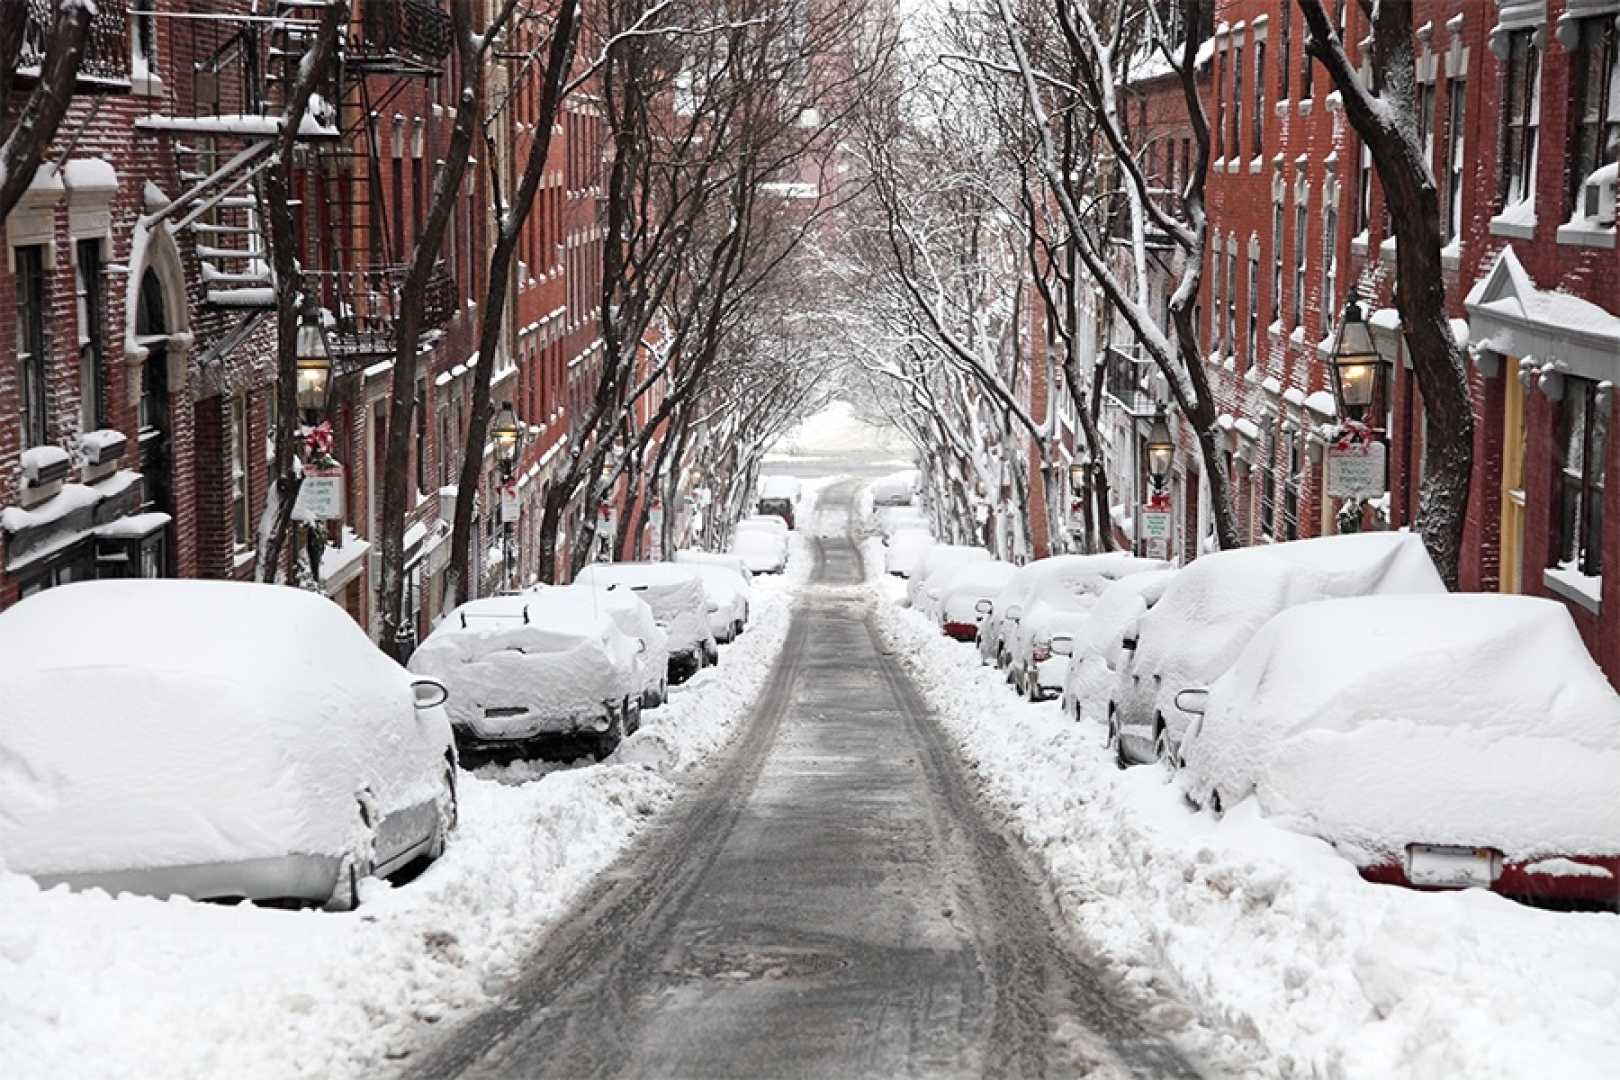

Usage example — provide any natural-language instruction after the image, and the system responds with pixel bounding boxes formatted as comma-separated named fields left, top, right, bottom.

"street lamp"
left=492, top=400, right=523, bottom=478
left=1068, top=458, right=1088, bottom=496
left=295, top=311, right=332, bottom=416
left=1328, top=288, right=1388, bottom=424
left=491, top=401, right=523, bottom=589
left=1145, top=407, right=1174, bottom=490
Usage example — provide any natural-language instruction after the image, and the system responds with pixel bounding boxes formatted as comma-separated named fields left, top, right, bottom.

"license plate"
left=1406, top=844, right=1496, bottom=888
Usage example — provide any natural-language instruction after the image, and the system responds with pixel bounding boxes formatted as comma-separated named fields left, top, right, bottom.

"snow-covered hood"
left=0, top=581, right=449, bottom=875
left=1181, top=594, right=1620, bottom=864
left=573, top=563, right=715, bottom=654
left=674, top=549, right=754, bottom=584
left=729, top=530, right=786, bottom=573
left=410, top=595, right=640, bottom=735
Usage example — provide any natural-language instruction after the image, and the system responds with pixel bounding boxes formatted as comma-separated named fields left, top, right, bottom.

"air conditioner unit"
left=1583, top=164, right=1617, bottom=228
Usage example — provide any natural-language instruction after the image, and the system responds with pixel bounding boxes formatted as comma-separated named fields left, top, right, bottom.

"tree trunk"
left=445, top=1, right=579, bottom=608
left=0, top=1, right=91, bottom=221
left=1297, top=0, right=1474, bottom=586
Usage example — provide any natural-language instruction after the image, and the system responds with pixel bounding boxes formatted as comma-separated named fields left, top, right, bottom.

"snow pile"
left=408, top=593, right=640, bottom=735
left=0, top=543, right=808, bottom=1080
left=866, top=552, right=1620, bottom=1079
left=1183, top=593, right=1620, bottom=864
left=0, top=581, right=448, bottom=875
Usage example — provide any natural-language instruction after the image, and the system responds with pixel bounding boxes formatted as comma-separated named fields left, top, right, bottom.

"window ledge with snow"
left=1544, top=565, right=1602, bottom=615
left=1297, top=99, right=1313, bottom=116
left=1489, top=201, right=1537, bottom=240
left=1378, top=236, right=1398, bottom=263
left=1441, top=239, right=1462, bottom=270
left=1555, top=220, right=1616, bottom=250
left=1249, top=157, right=1264, bottom=174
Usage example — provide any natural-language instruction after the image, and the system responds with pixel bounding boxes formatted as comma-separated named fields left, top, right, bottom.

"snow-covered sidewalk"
left=863, top=537, right=1620, bottom=1079
left=0, top=541, right=811, bottom=1080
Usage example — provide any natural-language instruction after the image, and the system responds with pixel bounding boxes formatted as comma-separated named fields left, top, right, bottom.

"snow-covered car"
left=883, top=525, right=935, bottom=577
left=1178, top=593, right=1620, bottom=907
left=935, top=559, right=1017, bottom=641
left=1110, top=532, right=1444, bottom=768
left=540, top=583, right=671, bottom=709
left=411, top=592, right=644, bottom=765
left=739, top=513, right=790, bottom=539
left=877, top=506, right=929, bottom=539
left=729, top=523, right=789, bottom=574
left=907, top=544, right=992, bottom=615
left=1004, top=554, right=1170, bottom=702
left=760, top=474, right=803, bottom=502
left=573, top=562, right=719, bottom=682
left=871, top=469, right=918, bottom=507
left=684, top=561, right=751, bottom=642
left=1060, top=569, right=1176, bottom=727
left=674, top=548, right=755, bottom=587
left=0, top=581, right=456, bottom=911
left=756, top=497, right=796, bottom=530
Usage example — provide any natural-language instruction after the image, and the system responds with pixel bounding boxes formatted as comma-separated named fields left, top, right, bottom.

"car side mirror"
left=974, top=598, right=992, bottom=615
left=1005, top=605, right=1022, bottom=623
left=1121, top=634, right=1138, bottom=651
left=1174, top=688, right=1209, bottom=716
left=636, top=637, right=648, bottom=654
left=1050, top=634, right=1074, bottom=657
left=882, top=536, right=891, bottom=547
left=412, top=678, right=449, bottom=710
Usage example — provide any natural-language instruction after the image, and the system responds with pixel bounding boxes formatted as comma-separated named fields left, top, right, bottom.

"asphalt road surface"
left=406, top=481, right=1202, bottom=1079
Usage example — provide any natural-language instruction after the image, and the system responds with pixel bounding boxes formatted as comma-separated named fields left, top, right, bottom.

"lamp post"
left=1327, top=288, right=1390, bottom=427
left=491, top=400, right=524, bottom=589
left=1145, top=407, right=1174, bottom=490
left=1325, top=289, right=1393, bottom=533
left=294, top=311, right=332, bottom=421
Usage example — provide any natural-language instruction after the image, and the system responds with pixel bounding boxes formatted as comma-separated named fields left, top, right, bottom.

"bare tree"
left=1295, top=0, right=1473, bottom=587
left=258, top=1, right=349, bottom=583
left=0, top=0, right=93, bottom=220
left=444, top=0, right=582, bottom=608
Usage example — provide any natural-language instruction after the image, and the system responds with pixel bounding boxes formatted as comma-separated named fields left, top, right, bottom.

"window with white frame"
left=1354, top=140, right=1373, bottom=236
left=15, top=244, right=49, bottom=450
left=75, top=238, right=106, bottom=433
left=1252, top=38, right=1266, bottom=155
left=1497, top=28, right=1542, bottom=210
left=232, top=395, right=250, bottom=548
left=1444, top=74, right=1468, bottom=242
left=1210, top=235, right=1223, bottom=353
left=1246, top=244, right=1259, bottom=369
left=1232, top=42, right=1244, bottom=160
left=1293, top=185, right=1309, bottom=327
left=1555, top=377, right=1610, bottom=578
left=1271, top=198, right=1284, bottom=325
left=1259, top=421, right=1278, bottom=538
left=1279, top=3, right=1292, bottom=100
left=1321, top=203, right=1339, bottom=332
left=1283, top=428, right=1303, bottom=540
left=1566, top=15, right=1619, bottom=220
left=1226, top=245, right=1237, bottom=358
left=1215, top=47, right=1227, bottom=159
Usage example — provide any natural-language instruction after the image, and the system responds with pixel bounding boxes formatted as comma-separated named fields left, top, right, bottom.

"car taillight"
left=1032, top=642, right=1051, bottom=662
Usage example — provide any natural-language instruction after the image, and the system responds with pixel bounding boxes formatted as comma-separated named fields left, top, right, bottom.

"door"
left=136, top=270, right=173, bottom=573
left=1500, top=357, right=1527, bottom=593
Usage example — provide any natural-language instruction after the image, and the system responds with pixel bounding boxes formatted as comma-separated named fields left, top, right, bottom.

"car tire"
left=426, top=759, right=458, bottom=862
left=1106, top=715, right=1128, bottom=771
left=593, top=711, right=626, bottom=762
left=325, top=793, right=378, bottom=912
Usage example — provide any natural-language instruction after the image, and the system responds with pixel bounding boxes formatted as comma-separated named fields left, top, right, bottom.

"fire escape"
left=134, top=0, right=458, bottom=364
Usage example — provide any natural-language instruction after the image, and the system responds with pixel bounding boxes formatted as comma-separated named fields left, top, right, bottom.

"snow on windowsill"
left=1489, top=198, right=1537, bottom=240
left=1544, top=564, right=1602, bottom=615
left=1441, top=238, right=1462, bottom=270
left=1351, top=231, right=1370, bottom=257
left=1555, top=218, right=1616, bottom=250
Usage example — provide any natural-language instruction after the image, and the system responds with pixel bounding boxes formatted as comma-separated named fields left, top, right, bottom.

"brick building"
left=1139, top=0, right=1619, bottom=679
left=1, top=1, right=619, bottom=647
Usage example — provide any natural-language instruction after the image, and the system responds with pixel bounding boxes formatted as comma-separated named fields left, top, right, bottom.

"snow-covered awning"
left=1465, top=247, right=1620, bottom=385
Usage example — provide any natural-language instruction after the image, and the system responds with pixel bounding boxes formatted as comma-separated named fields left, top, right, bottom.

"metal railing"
left=19, top=0, right=131, bottom=89
left=356, top=0, right=454, bottom=67
left=322, top=261, right=458, bottom=358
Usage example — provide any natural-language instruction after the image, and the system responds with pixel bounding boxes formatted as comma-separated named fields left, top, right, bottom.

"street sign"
left=293, top=464, right=344, bottom=522
left=1327, top=440, right=1387, bottom=500
left=1141, top=506, right=1172, bottom=560
left=500, top=481, right=520, bottom=523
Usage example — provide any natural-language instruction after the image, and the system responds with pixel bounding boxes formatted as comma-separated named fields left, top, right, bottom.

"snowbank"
left=866, top=553, right=1620, bottom=1078
left=0, top=541, right=808, bottom=1080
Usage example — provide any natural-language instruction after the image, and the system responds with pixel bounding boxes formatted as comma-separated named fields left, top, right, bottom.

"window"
left=1321, top=204, right=1339, bottom=332
left=1443, top=77, right=1467, bottom=242
left=415, top=378, right=428, bottom=495
left=1246, top=250, right=1259, bottom=369
left=1252, top=41, right=1266, bottom=155
left=1418, top=79, right=1437, bottom=174
left=1497, top=29, right=1541, bottom=209
left=1302, top=21, right=1314, bottom=98
left=75, top=239, right=106, bottom=433
left=1271, top=201, right=1283, bottom=324
left=231, top=396, right=250, bottom=548
left=1567, top=16, right=1619, bottom=219
left=1232, top=44, right=1244, bottom=160
left=1283, top=431, right=1302, bottom=540
left=1210, top=243, right=1223, bottom=353
left=438, top=404, right=452, bottom=488
left=1354, top=140, right=1373, bottom=235
left=1293, top=194, right=1308, bottom=327
left=1215, top=50, right=1226, bottom=159
left=1555, top=378, right=1609, bottom=578
left=1278, top=4, right=1292, bottom=99
left=391, top=155, right=405, bottom=258
left=1226, top=248, right=1237, bottom=358
left=15, top=244, right=48, bottom=449
left=1259, top=423, right=1278, bottom=538
left=132, top=3, right=158, bottom=72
